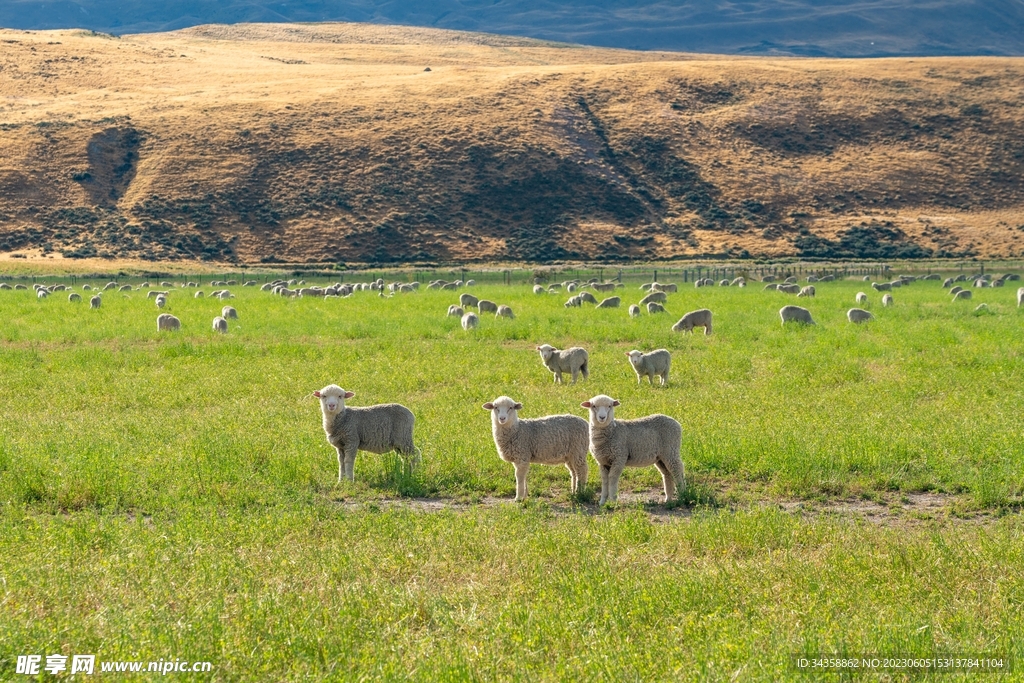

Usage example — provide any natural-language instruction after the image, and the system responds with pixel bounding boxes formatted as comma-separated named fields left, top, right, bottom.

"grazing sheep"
left=537, top=344, right=589, bottom=384
left=447, top=305, right=464, bottom=317
left=847, top=308, right=874, bottom=323
left=68, top=293, right=81, bottom=302
left=222, top=306, right=238, bottom=320
left=974, top=303, right=990, bottom=314
left=871, top=282, right=892, bottom=291
left=593, top=283, right=616, bottom=293
left=36, top=289, right=48, bottom=299
left=762, top=275, right=777, bottom=283
left=14, top=284, right=27, bottom=290
left=547, top=283, right=562, bottom=292
left=694, top=279, right=705, bottom=288
left=763, top=283, right=779, bottom=291
left=974, top=279, right=988, bottom=288
left=862, top=276, right=871, bottom=281
left=496, top=305, right=515, bottom=319
left=1005, top=274, right=1020, bottom=281
left=949, top=286, right=964, bottom=296
left=718, top=279, right=730, bottom=287
left=195, top=291, right=205, bottom=298
left=156, top=313, right=180, bottom=331
left=797, top=286, right=815, bottom=297
left=777, top=284, right=801, bottom=294
left=482, top=396, right=589, bottom=501
left=628, top=304, right=641, bottom=318
left=466, top=279, right=476, bottom=286
left=730, top=277, right=745, bottom=286
left=213, top=316, right=228, bottom=333
left=118, top=285, right=132, bottom=292
left=0, top=283, right=9, bottom=290
left=784, top=276, right=798, bottom=284
left=671, top=308, right=713, bottom=335
left=1018, top=287, right=1024, bottom=307
left=942, top=278, right=954, bottom=288
left=780, top=305, right=814, bottom=325
left=533, top=285, right=545, bottom=295
left=313, top=384, right=418, bottom=483
left=954, top=274, right=968, bottom=282
left=461, top=312, right=479, bottom=330
left=566, top=283, right=577, bottom=293
left=460, top=293, right=480, bottom=308
left=807, top=275, right=819, bottom=283
left=103, top=282, right=117, bottom=291
left=626, top=349, right=671, bottom=386
left=647, top=302, right=667, bottom=314
left=923, top=274, right=941, bottom=281
left=639, top=291, right=667, bottom=306
left=882, top=294, right=893, bottom=307
left=155, top=296, right=167, bottom=308
left=993, top=279, right=1005, bottom=288
left=89, top=295, right=101, bottom=309
left=578, top=291, right=598, bottom=305
left=581, top=395, right=684, bottom=505
left=856, top=292, right=868, bottom=304
left=595, top=296, right=620, bottom=309
left=652, top=283, right=678, bottom=293
left=478, top=300, right=498, bottom=313
left=953, top=290, right=973, bottom=300
left=564, top=296, right=582, bottom=308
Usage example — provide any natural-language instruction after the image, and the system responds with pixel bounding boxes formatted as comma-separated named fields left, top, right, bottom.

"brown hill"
left=0, top=23, right=1022, bottom=265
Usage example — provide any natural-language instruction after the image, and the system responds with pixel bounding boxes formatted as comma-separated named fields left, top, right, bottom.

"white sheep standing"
left=460, top=293, right=480, bottom=308
left=780, top=305, right=814, bottom=325
left=671, top=309, right=712, bottom=335
left=581, top=395, right=684, bottom=505
left=461, top=312, right=479, bottom=330
left=626, top=349, right=671, bottom=386
left=495, top=305, right=515, bottom=319
left=156, top=313, right=181, bottom=331
left=537, top=344, right=589, bottom=384
left=882, top=294, right=893, bottom=307
left=222, top=306, right=238, bottom=320
left=847, top=308, right=874, bottom=323
left=213, top=316, right=228, bottom=333
left=314, top=384, right=419, bottom=482
left=482, top=396, right=589, bottom=501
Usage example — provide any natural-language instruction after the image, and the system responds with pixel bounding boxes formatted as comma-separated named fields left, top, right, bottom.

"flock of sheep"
left=5, top=267, right=1021, bottom=505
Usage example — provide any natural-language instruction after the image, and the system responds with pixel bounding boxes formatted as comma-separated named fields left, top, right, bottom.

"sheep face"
left=314, top=384, right=355, bottom=416
left=626, top=350, right=644, bottom=369
left=536, top=344, right=556, bottom=362
left=482, top=396, right=523, bottom=427
left=581, top=395, right=620, bottom=427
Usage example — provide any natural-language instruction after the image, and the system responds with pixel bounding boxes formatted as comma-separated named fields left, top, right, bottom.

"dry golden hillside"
left=0, top=22, right=1022, bottom=265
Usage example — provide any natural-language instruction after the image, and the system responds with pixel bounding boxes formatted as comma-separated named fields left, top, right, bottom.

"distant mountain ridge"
left=2, top=0, right=1024, bottom=56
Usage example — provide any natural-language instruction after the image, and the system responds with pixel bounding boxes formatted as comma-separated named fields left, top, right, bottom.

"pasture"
left=1, top=271, right=1022, bottom=680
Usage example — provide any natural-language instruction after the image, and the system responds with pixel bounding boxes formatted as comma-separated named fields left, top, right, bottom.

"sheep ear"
left=612, top=400, right=620, bottom=407
left=482, top=403, right=494, bottom=410
left=581, top=401, right=592, bottom=408
left=313, top=391, right=321, bottom=398
left=344, top=391, right=355, bottom=399
left=514, top=403, right=523, bottom=410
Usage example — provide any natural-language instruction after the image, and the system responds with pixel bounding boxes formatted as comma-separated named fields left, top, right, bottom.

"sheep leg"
left=335, top=446, right=345, bottom=483
left=606, top=461, right=626, bottom=504
left=599, top=465, right=611, bottom=505
left=655, top=460, right=675, bottom=502
left=554, top=372, right=562, bottom=384
left=570, top=368, right=578, bottom=384
left=343, top=446, right=358, bottom=481
left=565, top=463, right=577, bottom=494
left=704, top=323, right=712, bottom=336
left=513, top=461, right=530, bottom=501
left=660, top=372, right=668, bottom=387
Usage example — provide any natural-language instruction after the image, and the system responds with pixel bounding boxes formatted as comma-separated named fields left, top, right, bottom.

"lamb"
left=856, top=292, right=868, bottom=304
left=460, top=293, right=480, bottom=308
left=581, top=395, right=684, bottom=505
left=628, top=304, right=641, bottom=318
left=639, top=291, right=667, bottom=306
left=156, top=313, right=180, bottom=331
left=847, top=308, right=874, bottom=323
left=447, top=305, right=464, bottom=317
left=671, top=309, right=712, bottom=335
left=461, top=312, right=479, bottom=330
left=882, top=294, right=893, bottom=307
left=953, top=290, right=972, bottom=300
left=496, top=305, right=515, bottom=319
left=482, top=396, right=589, bottom=501
left=478, top=300, right=498, bottom=313
left=595, top=296, right=620, bottom=308
left=213, top=316, right=228, bottom=333
left=1018, top=287, right=1024, bottom=307
left=68, top=293, right=81, bottom=302
left=647, top=302, right=667, bottom=314
left=222, top=306, right=238, bottom=320
left=537, top=344, right=589, bottom=384
left=578, top=291, right=598, bottom=305
left=90, top=295, right=101, bottom=309
left=872, top=282, right=892, bottom=291
left=626, top=349, right=671, bottom=386
left=313, top=384, right=418, bottom=482
left=533, top=285, right=545, bottom=295
left=797, top=285, right=815, bottom=297
left=780, top=305, right=814, bottom=325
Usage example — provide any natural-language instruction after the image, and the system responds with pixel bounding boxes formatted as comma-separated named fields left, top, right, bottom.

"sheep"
left=461, top=312, right=479, bottom=330
left=537, top=344, right=589, bottom=384
left=647, top=302, right=667, bottom=314
left=718, top=279, right=730, bottom=287
left=482, top=396, right=589, bottom=501
left=89, top=295, right=101, bottom=309
left=954, top=274, right=968, bottom=282
left=862, top=275, right=871, bottom=281
left=68, top=293, right=81, bottom=302
left=639, top=283, right=654, bottom=291
left=694, top=279, right=705, bottom=288
left=578, top=291, right=598, bottom=305
left=856, top=292, right=868, bottom=304
left=943, top=278, right=954, bottom=288
left=871, top=282, right=892, bottom=291
left=595, top=296, right=620, bottom=309
left=626, top=349, right=671, bottom=386
left=780, top=305, right=814, bottom=325
left=460, top=293, right=479, bottom=308
left=730, top=277, right=745, bottom=286
left=14, top=284, right=27, bottom=290
left=213, top=316, right=228, bottom=333
left=313, top=384, right=418, bottom=483
left=581, top=395, right=684, bottom=505
left=1005, top=274, right=1021, bottom=281
left=118, top=285, right=132, bottom=292
left=466, top=279, right=476, bottom=286
left=564, top=296, right=582, bottom=308
left=146, top=290, right=168, bottom=299
left=639, top=291, right=667, bottom=306
left=652, top=283, right=678, bottom=293
left=222, top=306, right=238, bottom=320
left=784, top=276, right=798, bottom=284
left=155, top=296, right=167, bottom=308
left=777, top=284, right=801, bottom=294
left=763, top=283, right=779, bottom=291
left=195, top=291, right=205, bottom=298
left=103, top=282, right=118, bottom=291
left=762, top=275, right=778, bottom=283
left=671, top=309, right=712, bottom=335
left=478, top=300, right=498, bottom=313
left=807, top=275, right=819, bottom=283
left=1018, top=287, right=1024, bottom=307
left=156, top=313, right=180, bottom=331
left=993, top=279, right=1005, bottom=288
left=974, top=279, right=988, bottom=288
left=949, top=286, right=964, bottom=296
left=447, top=305, right=464, bottom=317
left=974, top=303, right=990, bottom=314
left=593, top=283, right=616, bottom=293
left=566, top=283, right=577, bottom=293
left=882, top=294, right=893, bottom=307
left=923, top=274, right=941, bottom=281
left=797, top=286, right=815, bottom=297
left=0, top=283, right=9, bottom=290
left=36, top=289, right=48, bottom=299
left=533, top=285, right=545, bottom=295
left=547, top=283, right=562, bottom=292
left=628, top=304, right=641, bottom=318
left=496, top=305, right=515, bottom=319
left=953, top=290, right=972, bottom=300
left=847, top=308, right=874, bottom=323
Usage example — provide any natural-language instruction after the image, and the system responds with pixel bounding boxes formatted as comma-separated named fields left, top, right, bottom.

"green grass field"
left=1, top=272, right=1022, bottom=680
